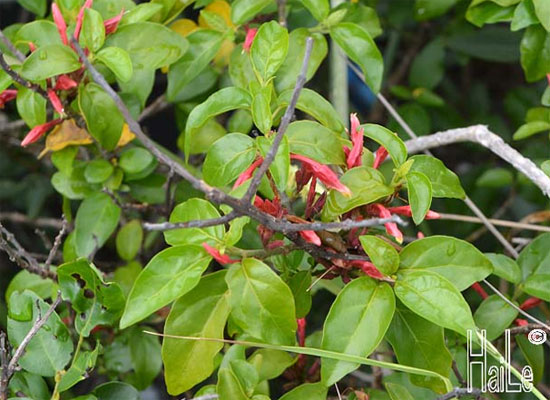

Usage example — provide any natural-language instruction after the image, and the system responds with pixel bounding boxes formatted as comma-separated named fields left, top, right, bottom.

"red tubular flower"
left=368, top=203, right=403, bottom=243
left=104, top=10, right=124, bottom=35
left=372, top=146, right=388, bottom=169
left=54, top=75, right=78, bottom=91
left=0, top=90, right=17, bottom=108
left=28, top=42, right=37, bottom=52
left=290, top=154, right=351, bottom=197
left=21, top=118, right=64, bottom=146
left=48, top=89, right=65, bottom=114
left=202, top=243, right=239, bottom=265
left=417, top=231, right=425, bottom=239
left=243, top=27, right=257, bottom=52
left=520, top=297, right=542, bottom=311
left=255, top=196, right=284, bottom=217
left=233, top=157, right=264, bottom=189
left=74, top=0, right=93, bottom=40
left=52, top=3, right=68, bottom=45
left=299, top=230, right=322, bottom=246
left=387, top=205, right=441, bottom=220
left=346, top=113, right=364, bottom=169
left=515, top=318, right=528, bottom=327
left=471, top=282, right=488, bottom=299
left=349, top=260, right=384, bottom=279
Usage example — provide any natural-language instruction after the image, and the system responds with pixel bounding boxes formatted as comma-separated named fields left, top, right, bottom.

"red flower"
left=349, top=260, right=384, bottom=279
left=233, top=157, right=263, bottom=189
left=21, top=119, right=64, bottom=146
left=104, top=10, right=124, bottom=35
left=54, top=75, right=78, bottom=91
left=471, top=282, right=488, bottom=299
left=520, top=297, right=542, bottom=311
left=74, top=0, right=93, bottom=40
left=48, top=90, right=65, bottom=114
left=202, top=243, right=240, bottom=265
left=290, top=154, right=351, bottom=197
left=372, top=146, right=388, bottom=169
left=243, top=27, right=257, bottom=52
left=51, top=3, right=68, bottom=45
left=387, top=205, right=440, bottom=220
left=515, top=318, right=528, bottom=327
left=368, top=203, right=403, bottom=243
left=417, top=231, right=425, bottom=239
left=299, top=230, right=321, bottom=246
left=0, top=90, right=17, bottom=108
left=346, top=113, right=364, bottom=169
left=254, top=196, right=283, bottom=217
left=28, top=42, right=37, bottom=52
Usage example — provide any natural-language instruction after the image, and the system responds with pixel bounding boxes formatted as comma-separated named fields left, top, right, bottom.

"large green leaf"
left=7, top=291, right=73, bottom=377
left=226, top=258, right=297, bottom=345
left=231, top=0, right=272, bottom=25
left=120, top=245, right=212, bottom=328
left=520, top=25, right=550, bottom=82
left=386, top=302, right=452, bottom=393
left=164, top=198, right=226, bottom=246
left=512, top=0, right=539, bottom=31
left=406, top=171, right=432, bottom=225
left=81, top=8, right=105, bottom=52
left=285, top=121, right=345, bottom=165
left=321, top=277, right=395, bottom=386
left=279, top=382, right=327, bottom=400
left=322, top=167, right=394, bottom=220
left=532, top=0, right=550, bottom=31
left=399, top=236, right=493, bottom=291
left=5, top=270, right=56, bottom=303
left=517, top=232, right=550, bottom=300
left=21, top=44, right=81, bottom=81
left=250, top=21, right=289, bottom=82
left=362, top=124, right=407, bottom=166
left=58, top=259, right=125, bottom=336
left=95, top=47, right=133, bottom=83
left=408, top=155, right=465, bottom=199
left=163, top=271, right=230, bottom=395
left=394, top=269, right=476, bottom=336
left=359, top=235, right=399, bottom=275
left=74, top=192, right=121, bottom=258
left=330, top=22, right=383, bottom=93
left=474, top=295, right=518, bottom=340
left=15, top=21, right=62, bottom=48
left=105, top=22, right=188, bottom=69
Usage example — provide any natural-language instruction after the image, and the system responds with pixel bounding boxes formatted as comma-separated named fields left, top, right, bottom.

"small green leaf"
left=93, top=382, right=140, bottom=400
left=116, top=220, right=143, bottom=261
left=362, top=124, right=407, bottom=166
left=520, top=25, right=550, bottom=82
left=476, top=168, right=514, bottom=188
left=120, top=245, right=212, bottom=328
left=58, top=346, right=100, bottom=392
left=386, top=382, right=415, bottom=400
left=15, top=21, right=62, bottom=48
left=128, top=327, right=162, bottom=390
left=474, top=295, right=518, bottom=340
left=95, top=47, right=133, bottom=82
left=217, top=367, right=249, bottom=400
left=408, top=155, right=465, bottom=199
left=288, top=271, right=312, bottom=318
left=533, top=0, right=550, bottom=31
left=279, top=382, right=327, bottom=400
left=359, top=235, right=399, bottom=275
left=251, top=87, right=272, bottom=134
left=256, top=135, right=289, bottom=191
left=82, top=8, right=105, bottom=52
left=119, top=147, right=154, bottom=175
left=120, top=3, right=164, bottom=25
left=21, top=44, right=81, bottom=81
left=285, top=120, right=345, bottom=165
left=84, top=159, right=114, bottom=184
left=231, top=0, right=272, bottom=25
left=512, top=0, right=539, bottom=31
left=485, top=253, right=522, bottom=284
left=299, top=0, right=329, bottom=21
left=5, top=270, right=56, bottom=303
left=516, top=334, right=545, bottom=384
left=406, top=171, right=432, bottom=225
left=248, top=348, right=296, bottom=381
left=517, top=232, right=550, bottom=300
left=251, top=21, right=289, bottom=82
left=16, top=86, right=46, bottom=128
left=414, top=0, right=458, bottom=20
left=513, top=120, right=550, bottom=140
left=17, top=0, right=47, bottom=16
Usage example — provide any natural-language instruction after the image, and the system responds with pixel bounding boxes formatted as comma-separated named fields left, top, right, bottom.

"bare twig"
left=143, top=212, right=238, bottom=232
left=507, top=321, right=550, bottom=335
left=44, top=217, right=68, bottom=270
left=276, top=0, right=287, bottom=27
left=183, top=395, right=218, bottom=400
left=437, top=213, right=550, bottom=233
left=436, top=388, right=482, bottom=400
left=0, top=29, right=25, bottom=63
left=138, top=94, right=170, bottom=122
left=0, top=212, right=65, bottom=230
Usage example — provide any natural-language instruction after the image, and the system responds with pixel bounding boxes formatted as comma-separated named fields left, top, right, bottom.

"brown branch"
left=0, top=212, right=65, bottom=230
left=44, top=216, right=68, bottom=270
left=0, top=52, right=48, bottom=98
left=436, top=388, right=482, bottom=400
left=137, top=94, right=170, bottom=122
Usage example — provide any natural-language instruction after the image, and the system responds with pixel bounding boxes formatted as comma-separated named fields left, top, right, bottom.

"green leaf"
left=228, top=360, right=258, bottom=397
left=7, top=291, right=73, bottom=377
left=466, top=2, right=515, bottom=27
left=84, top=160, right=114, bottom=184
left=288, top=271, right=312, bottom=318
left=231, top=0, right=272, bottom=25
left=251, top=87, right=272, bottom=134
left=362, top=124, right=407, bottom=166
left=94, top=382, right=140, bottom=400
left=82, top=8, right=105, bottom=52
left=409, top=39, right=445, bottom=89
left=517, top=232, right=550, bottom=300
left=474, top=295, right=518, bottom=340
left=275, top=29, right=328, bottom=92
left=359, top=235, right=399, bottom=275
left=520, top=25, right=550, bottom=82
left=120, top=245, right=212, bottom=328
left=167, top=29, right=224, bottom=102
left=447, top=26, right=520, bottom=63
left=285, top=120, right=345, bottom=165
left=21, top=44, right=81, bottom=81
left=203, top=133, right=257, bottom=187
left=17, top=0, right=47, bottom=16
left=279, top=89, right=345, bottom=134
left=248, top=348, right=295, bottom=381
left=0, top=69, right=11, bottom=93
left=10, top=371, right=51, bottom=400
left=299, top=0, right=329, bottom=21
left=120, top=3, right=164, bottom=25
left=164, top=198, right=225, bottom=246
left=95, top=47, right=133, bottom=83
left=321, top=277, right=395, bottom=386
left=79, top=83, right=125, bottom=150
left=399, top=236, right=493, bottom=291
left=256, top=135, right=290, bottom=191
left=386, top=303, right=452, bottom=394
left=408, top=155, right=465, bottom=199
left=279, top=382, right=328, bottom=400
left=217, top=367, right=250, bottom=400
left=5, top=270, right=56, bottom=303
left=485, top=253, right=522, bottom=283
left=330, top=22, right=383, bottom=93
left=322, top=167, right=394, bottom=220
left=15, top=21, right=62, bottom=48
left=250, top=21, right=289, bottom=82
left=128, top=327, right=162, bottom=390
left=512, top=0, right=539, bottom=31
left=116, top=220, right=143, bottom=261
left=226, top=258, right=297, bottom=345
left=386, top=383, right=414, bottom=400
left=406, top=171, right=432, bottom=225
left=105, top=22, right=188, bottom=70
left=74, top=192, right=120, bottom=257
left=16, top=86, right=46, bottom=128
left=476, top=168, right=514, bottom=187
left=394, top=269, right=476, bottom=336
left=58, top=346, right=100, bottom=392
left=162, top=271, right=230, bottom=394
left=513, top=120, right=550, bottom=140
left=184, top=87, right=252, bottom=159
left=414, top=0, right=458, bottom=20
left=516, top=334, right=545, bottom=384
left=58, top=259, right=125, bottom=336
left=533, top=0, right=550, bottom=31
left=119, top=147, right=154, bottom=175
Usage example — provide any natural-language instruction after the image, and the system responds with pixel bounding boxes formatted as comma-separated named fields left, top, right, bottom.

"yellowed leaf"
left=117, top=124, right=136, bottom=148
left=39, top=119, right=92, bottom=158
left=198, top=0, right=234, bottom=29
left=170, top=18, right=199, bottom=37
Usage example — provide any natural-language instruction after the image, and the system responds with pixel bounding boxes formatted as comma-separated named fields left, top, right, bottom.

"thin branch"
left=243, top=37, right=314, bottom=203
left=507, top=321, right=550, bottom=335
left=137, top=94, right=169, bottom=122
left=183, top=395, right=218, bottom=400
left=0, top=119, right=27, bottom=134
left=436, top=388, right=482, bottom=400
left=0, top=29, right=25, bottom=63
left=44, top=216, right=68, bottom=270
left=437, top=212, right=550, bottom=233
left=143, top=212, right=238, bottom=232
left=276, top=0, right=287, bottom=27
left=0, top=52, right=47, bottom=98
left=0, top=212, right=65, bottom=230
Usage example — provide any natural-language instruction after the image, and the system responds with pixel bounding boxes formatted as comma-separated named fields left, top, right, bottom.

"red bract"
left=48, top=89, right=65, bottom=114
left=372, top=146, right=388, bottom=169
left=520, top=297, right=542, bottom=311
left=243, top=27, right=257, bottom=52
left=104, top=10, right=124, bottom=35
left=233, top=157, right=264, bottom=189
left=471, top=282, right=488, bottom=299
left=51, top=3, right=68, bottom=45
left=349, top=260, right=384, bottom=279
left=202, top=243, right=239, bottom=264
left=346, top=113, right=364, bottom=169
left=0, top=90, right=17, bottom=108
left=290, top=154, right=351, bottom=197
left=254, top=196, right=283, bottom=217
left=299, top=230, right=321, bottom=246
left=387, top=205, right=441, bottom=220
left=368, top=203, right=403, bottom=243
left=21, top=118, right=63, bottom=146
left=54, top=75, right=78, bottom=91
left=74, top=0, right=93, bottom=40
